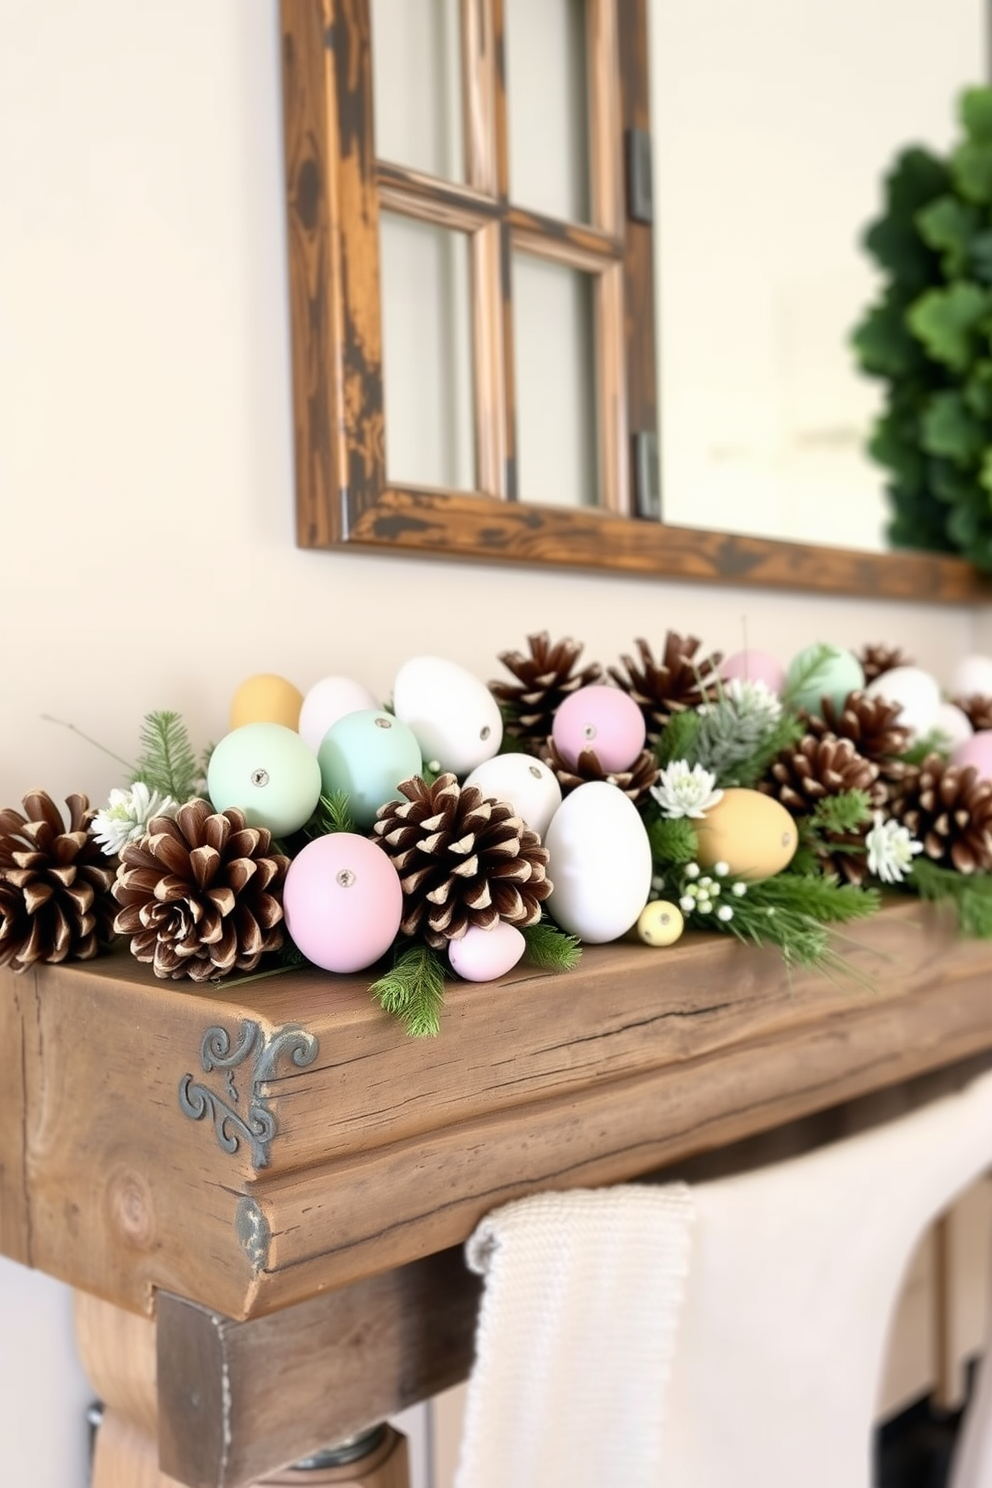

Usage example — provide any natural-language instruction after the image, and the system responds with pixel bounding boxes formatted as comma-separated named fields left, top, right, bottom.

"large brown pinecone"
left=373, top=773, right=551, bottom=949
left=952, top=694, right=992, bottom=732
left=760, top=736, right=881, bottom=886
left=857, top=643, right=914, bottom=684
left=113, top=799, right=289, bottom=982
left=889, top=754, right=992, bottom=874
left=760, top=734, right=882, bottom=814
left=0, top=790, right=117, bottom=973
left=803, top=690, right=911, bottom=796
left=608, top=634, right=723, bottom=744
left=490, top=633, right=603, bottom=752
left=540, top=739, right=660, bottom=806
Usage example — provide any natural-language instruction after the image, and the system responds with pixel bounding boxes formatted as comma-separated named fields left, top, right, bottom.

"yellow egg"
left=230, top=674, right=304, bottom=732
left=695, top=788, right=797, bottom=880
left=636, top=900, right=685, bottom=947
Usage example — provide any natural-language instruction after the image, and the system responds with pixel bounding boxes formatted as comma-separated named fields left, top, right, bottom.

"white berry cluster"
left=676, top=860, right=747, bottom=923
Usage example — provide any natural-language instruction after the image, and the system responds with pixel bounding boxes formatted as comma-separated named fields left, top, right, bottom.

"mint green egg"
left=317, top=710, right=423, bottom=829
left=785, top=644, right=865, bottom=715
left=207, top=722, right=321, bottom=837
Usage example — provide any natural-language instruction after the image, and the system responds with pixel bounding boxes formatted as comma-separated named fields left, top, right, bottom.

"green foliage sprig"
left=131, top=710, right=200, bottom=802
left=853, top=87, right=992, bottom=569
left=907, top=857, right=992, bottom=936
left=522, top=919, right=583, bottom=971
left=370, top=943, right=447, bottom=1038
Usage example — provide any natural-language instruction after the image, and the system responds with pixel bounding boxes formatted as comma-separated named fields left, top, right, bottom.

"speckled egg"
left=636, top=900, right=685, bottom=947
left=694, top=788, right=798, bottom=880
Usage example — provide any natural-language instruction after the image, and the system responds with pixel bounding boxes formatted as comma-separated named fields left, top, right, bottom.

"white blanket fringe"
left=454, top=1184, right=694, bottom=1488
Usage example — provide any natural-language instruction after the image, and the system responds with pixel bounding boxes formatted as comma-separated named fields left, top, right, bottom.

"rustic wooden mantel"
left=3, top=898, right=992, bottom=1485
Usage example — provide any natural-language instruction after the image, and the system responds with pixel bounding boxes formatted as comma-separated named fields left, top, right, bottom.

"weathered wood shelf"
left=3, top=897, right=992, bottom=1332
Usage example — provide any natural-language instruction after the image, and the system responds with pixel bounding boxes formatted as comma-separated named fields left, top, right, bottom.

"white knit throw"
left=454, top=1185, right=694, bottom=1488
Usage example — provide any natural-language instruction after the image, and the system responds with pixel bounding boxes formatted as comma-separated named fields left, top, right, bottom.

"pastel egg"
left=317, top=710, right=422, bottom=829
left=448, top=921, right=526, bottom=982
left=695, top=788, right=798, bottom=880
left=720, top=649, right=786, bottom=695
left=283, top=833, right=403, bottom=973
left=552, top=685, right=646, bottom=773
left=207, top=722, right=322, bottom=836
left=463, top=754, right=562, bottom=839
left=636, top=900, right=685, bottom=947
left=230, top=674, right=304, bottom=732
left=392, top=656, right=503, bottom=775
left=864, top=665, right=941, bottom=738
left=545, top=782, right=652, bottom=943
left=785, top=644, right=864, bottom=715
left=951, top=654, right=992, bottom=698
left=951, top=730, right=992, bottom=780
left=299, top=676, right=379, bottom=752
left=934, top=701, right=973, bottom=752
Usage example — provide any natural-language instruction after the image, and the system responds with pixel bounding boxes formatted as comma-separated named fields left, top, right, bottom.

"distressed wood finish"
left=157, top=1249, right=479, bottom=1487
left=4, top=901, right=992, bottom=1324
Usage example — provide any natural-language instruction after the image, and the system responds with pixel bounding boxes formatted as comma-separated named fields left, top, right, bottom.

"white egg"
left=933, top=701, right=973, bottom=752
left=299, top=676, right=379, bottom=752
left=864, top=665, right=941, bottom=738
left=544, top=782, right=652, bottom=944
left=951, top=654, right=992, bottom=699
left=463, top=754, right=562, bottom=838
left=392, top=656, right=503, bottom=775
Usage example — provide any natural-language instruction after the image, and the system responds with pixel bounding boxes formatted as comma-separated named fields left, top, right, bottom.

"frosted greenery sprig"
left=694, top=678, right=784, bottom=781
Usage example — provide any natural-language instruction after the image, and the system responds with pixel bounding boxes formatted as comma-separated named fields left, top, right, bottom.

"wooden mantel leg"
left=74, top=1290, right=411, bottom=1488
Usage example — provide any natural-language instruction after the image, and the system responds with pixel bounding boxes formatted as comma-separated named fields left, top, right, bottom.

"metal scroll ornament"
left=178, top=1020, right=318, bottom=1169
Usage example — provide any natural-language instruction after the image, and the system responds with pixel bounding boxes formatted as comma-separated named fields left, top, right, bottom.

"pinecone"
left=0, top=790, right=117, bottom=973
left=490, top=633, right=603, bottom=752
left=858, top=643, right=914, bottom=684
left=373, top=774, right=551, bottom=949
left=760, top=734, right=881, bottom=814
left=112, top=799, right=289, bottom=982
left=608, top=634, right=724, bottom=744
left=952, top=694, right=992, bottom=732
left=889, top=754, right=992, bottom=874
left=803, top=690, right=912, bottom=795
left=540, top=739, right=659, bottom=805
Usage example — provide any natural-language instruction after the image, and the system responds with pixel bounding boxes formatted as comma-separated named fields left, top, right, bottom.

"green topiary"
left=852, top=88, right=992, bottom=570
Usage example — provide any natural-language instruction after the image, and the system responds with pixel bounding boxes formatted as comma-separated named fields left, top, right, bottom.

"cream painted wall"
left=0, top=3, right=985, bottom=1486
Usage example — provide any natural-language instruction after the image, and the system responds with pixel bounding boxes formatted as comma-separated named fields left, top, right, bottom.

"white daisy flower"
left=865, top=811, right=924, bottom=884
left=90, top=781, right=179, bottom=856
left=650, top=760, right=724, bottom=819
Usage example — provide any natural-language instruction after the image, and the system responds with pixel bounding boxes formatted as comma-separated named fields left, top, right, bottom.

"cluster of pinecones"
left=491, top=634, right=992, bottom=884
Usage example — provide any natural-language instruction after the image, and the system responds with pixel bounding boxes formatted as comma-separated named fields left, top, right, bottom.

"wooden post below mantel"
left=2, top=898, right=992, bottom=1325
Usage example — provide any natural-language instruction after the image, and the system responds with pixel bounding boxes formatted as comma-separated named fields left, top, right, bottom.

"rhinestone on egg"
left=250, top=768, right=269, bottom=788
left=336, top=869, right=356, bottom=888
left=374, top=717, right=392, bottom=730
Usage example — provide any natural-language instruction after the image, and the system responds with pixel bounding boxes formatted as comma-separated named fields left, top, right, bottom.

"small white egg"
left=463, top=754, right=562, bottom=838
left=393, top=656, right=503, bottom=776
left=299, top=676, right=379, bottom=753
left=864, top=665, right=941, bottom=738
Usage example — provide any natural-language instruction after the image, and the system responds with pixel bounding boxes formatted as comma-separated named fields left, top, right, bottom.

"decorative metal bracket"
left=178, top=1020, right=319, bottom=1170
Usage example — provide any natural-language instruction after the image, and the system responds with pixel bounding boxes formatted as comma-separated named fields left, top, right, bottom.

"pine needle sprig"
left=306, top=791, right=356, bottom=837
left=899, top=730, right=952, bottom=766
left=523, top=919, right=583, bottom=971
left=131, top=710, right=200, bottom=802
left=747, top=871, right=881, bottom=925
left=653, top=710, right=702, bottom=767
left=370, top=943, right=447, bottom=1037
left=646, top=813, right=699, bottom=867
left=908, top=858, right=992, bottom=937
left=808, top=789, right=874, bottom=836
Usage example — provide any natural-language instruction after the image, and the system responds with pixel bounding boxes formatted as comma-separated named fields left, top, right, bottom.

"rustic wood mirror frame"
left=280, top=0, right=991, bottom=604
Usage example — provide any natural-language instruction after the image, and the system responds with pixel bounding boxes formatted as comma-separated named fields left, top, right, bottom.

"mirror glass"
left=651, top=0, right=987, bottom=551
left=504, top=0, right=591, bottom=222
left=370, top=0, right=464, bottom=182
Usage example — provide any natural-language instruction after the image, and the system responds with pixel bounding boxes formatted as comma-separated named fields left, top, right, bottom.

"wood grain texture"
left=4, top=901, right=992, bottom=1322
left=0, top=970, right=31, bottom=1264
left=346, top=486, right=992, bottom=599
left=157, top=1249, right=479, bottom=1488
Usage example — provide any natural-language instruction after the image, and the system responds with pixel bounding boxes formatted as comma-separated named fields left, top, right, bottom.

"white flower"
left=90, top=782, right=179, bottom=856
left=865, top=811, right=924, bottom=884
left=650, top=760, right=724, bottom=819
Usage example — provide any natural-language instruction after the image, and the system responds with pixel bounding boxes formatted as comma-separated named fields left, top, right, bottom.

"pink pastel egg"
left=720, top=649, right=786, bottom=694
left=951, top=730, right=992, bottom=781
left=448, top=921, right=526, bottom=982
left=283, top=833, right=402, bottom=973
left=552, top=685, right=646, bottom=772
